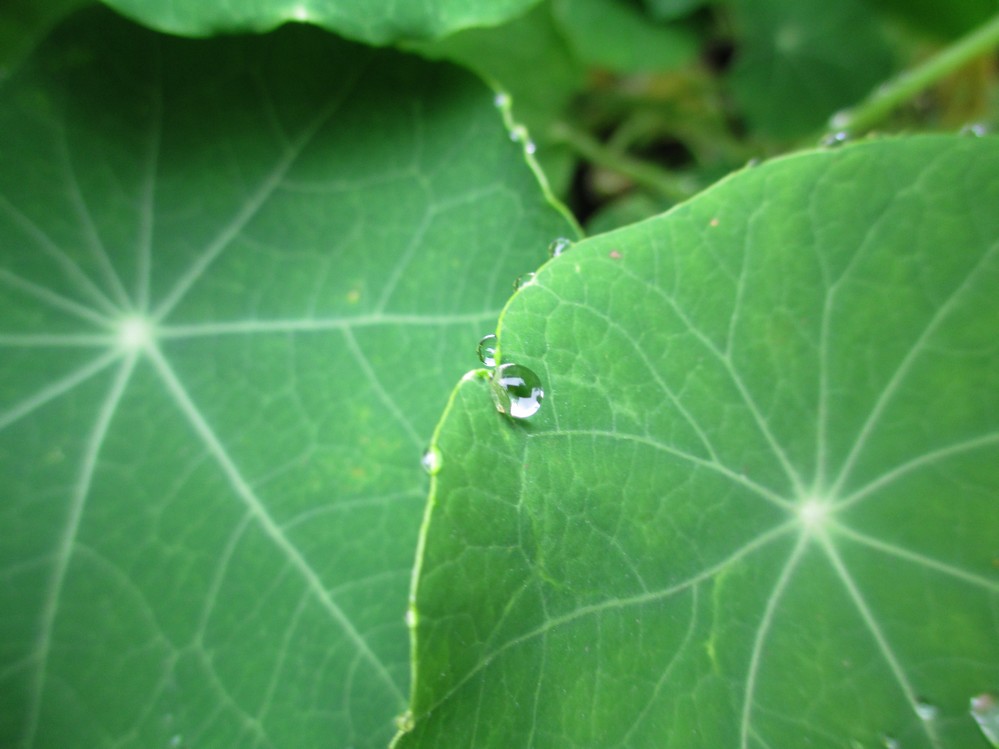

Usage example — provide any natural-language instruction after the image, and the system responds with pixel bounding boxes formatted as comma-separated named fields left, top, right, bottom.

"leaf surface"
left=98, top=0, right=541, bottom=44
left=0, top=9, right=573, bottom=748
left=400, top=136, right=999, bottom=748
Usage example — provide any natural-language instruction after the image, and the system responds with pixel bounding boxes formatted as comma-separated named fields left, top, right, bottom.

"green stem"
left=829, top=11, right=999, bottom=136
left=549, top=121, right=697, bottom=203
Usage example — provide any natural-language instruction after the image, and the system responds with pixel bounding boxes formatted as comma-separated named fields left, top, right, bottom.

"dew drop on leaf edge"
left=477, top=333, right=497, bottom=367
left=491, top=363, right=544, bottom=419
left=421, top=446, right=442, bottom=475
left=971, top=693, right=999, bottom=746
left=914, top=698, right=938, bottom=721
left=548, top=237, right=573, bottom=258
left=514, top=271, right=536, bottom=290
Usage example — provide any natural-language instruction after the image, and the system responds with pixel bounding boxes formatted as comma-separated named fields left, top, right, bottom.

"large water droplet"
left=491, top=363, right=544, bottom=419
left=971, top=693, right=999, bottom=746
left=421, top=446, right=442, bottom=475
left=477, top=334, right=497, bottom=367
left=548, top=237, right=573, bottom=258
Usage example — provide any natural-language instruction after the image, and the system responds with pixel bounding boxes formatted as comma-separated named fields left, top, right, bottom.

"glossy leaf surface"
left=0, top=9, right=572, bottom=748
left=400, top=136, right=999, bottom=748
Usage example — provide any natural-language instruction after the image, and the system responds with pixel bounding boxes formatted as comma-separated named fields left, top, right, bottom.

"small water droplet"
left=404, top=608, right=416, bottom=628
left=510, top=124, right=527, bottom=143
left=491, top=363, right=544, bottom=419
left=961, top=123, right=988, bottom=137
left=915, top=699, right=938, bottom=720
left=745, top=157, right=761, bottom=168
left=971, top=693, right=999, bottom=745
left=421, top=446, right=442, bottom=475
left=525, top=140, right=537, bottom=155
left=829, top=110, right=850, bottom=130
left=395, top=710, right=415, bottom=733
left=881, top=735, right=900, bottom=749
left=821, top=131, right=849, bottom=148
left=494, top=92, right=510, bottom=108
left=548, top=237, right=573, bottom=258
left=513, top=272, right=536, bottom=290
left=477, top=333, right=497, bottom=367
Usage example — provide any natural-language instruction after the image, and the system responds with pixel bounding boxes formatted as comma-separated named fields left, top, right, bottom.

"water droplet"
left=513, top=272, right=536, bottom=290
left=395, top=710, right=415, bottom=733
left=494, top=92, right=510, bottom=108
left=915, top=699, right=938, bottom=720
left=404, top=608, right=416, bottom=628
left=548, top=237, right=573, bottom=258
left=510, top=124, right=527, bottom=143
left=477, top=333, right=497, bottom=367
left=491, top=363, right=544, bottom=419
left=525, top=140, right=537, bottom=155
left=881, top=735, right=900, bottom=749
left=971, top=693, right=999, bottom=745
left=420, top=446, right=442, bottom=475
left=821, top=131, right=849, bottom=148
left=829, top=110, right=850, bottom=130
left=745, top=157, right=761, bottom=168
left=961, top=123, right=988, bottom=137
left=168, top=735, right=182, bottom=748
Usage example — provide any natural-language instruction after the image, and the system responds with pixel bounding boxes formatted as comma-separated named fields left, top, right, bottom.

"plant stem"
left=829, top=11, right=999, bottom=136
left=549, top=121, right=697, bottom=203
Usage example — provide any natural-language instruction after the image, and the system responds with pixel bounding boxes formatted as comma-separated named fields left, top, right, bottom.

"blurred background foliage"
left=408, top=0, right=999, bottom=233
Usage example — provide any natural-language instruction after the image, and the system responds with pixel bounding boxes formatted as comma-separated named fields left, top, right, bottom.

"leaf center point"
left=796, top=497, right=832, bottom=532
left=117, top=314, right=154, bottom=351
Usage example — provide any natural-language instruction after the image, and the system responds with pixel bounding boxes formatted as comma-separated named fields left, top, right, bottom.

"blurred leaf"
left=553, top=0, right=699, bottom=74
left=97, top=0, right=542, bottom=43
left=398, top=136, right=999, bottom=748
left=868, top=0, right=998, bottom=39
left=0, top=8, right=573, bottom=748
left=728, top=0, right=895, bottom=138
left=0, top=0, right=91, bottom=72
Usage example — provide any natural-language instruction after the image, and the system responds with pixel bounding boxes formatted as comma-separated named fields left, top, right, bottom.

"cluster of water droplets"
left=477, top=333, right=544, bottom=419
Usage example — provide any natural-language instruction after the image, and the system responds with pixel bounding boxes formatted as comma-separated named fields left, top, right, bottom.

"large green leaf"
left=0, top=8, right=573, bottom=748
left=98, top=0, right=540, bottom=44
left=399, top=136, right=999, bottom=747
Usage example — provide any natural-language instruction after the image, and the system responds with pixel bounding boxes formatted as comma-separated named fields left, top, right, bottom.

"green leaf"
left=399, top=136, right=999, bottom=747
left=552, top=0, right=698, bottom=74
left=97, top=0, right=541, bottom=44
left=0, top=8, right=574, bottom=748
left=867, top=0, right=998, bottom=39
left=728, top=0, right=895, bottom=138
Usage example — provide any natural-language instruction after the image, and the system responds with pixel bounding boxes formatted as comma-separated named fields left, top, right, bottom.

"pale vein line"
left=536, top=429, right=792, bottom=510
left=829, top=241, right=999, bottom=498
left=815, top=279, right=834, bottom=492
left=21, top=354, right=136, bottom=749
left=136, top=57, right=162, bottom=311
left=373, top=208, right=433, bottom=314
left=146, top=345, right=404, bottom=702
left=419, top=521, right=796, bottom=718
left=560, top=298, right=721, bottom=463
left=0, top=333, right=116, bottom=348
left=0, top=268, right=112, bottom=328
left=155, top=310, right=501, bottom=337
left=0, top=348, right=121, bottom=432
left=342, top=328, right=421, bottom=446
left=819, top=534, right=942, bottom=749
left=837, top=431, right=999, bottom=510
left=151, top=71, right=362, bottom=323
left=619, top=263, right=806, bottom=496
left=0, top=196, right=118, bottom=316
left=55, top=117, right=132, bottom=309
left=830, top=523, right=999, bottom=593
left=740, top=532, right=809, bottom=749
left=618, top=586, right=700, bottom=747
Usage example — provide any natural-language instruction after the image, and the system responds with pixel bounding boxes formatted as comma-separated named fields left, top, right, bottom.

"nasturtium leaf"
left=98, top=0, right=541, bottom=44
left=728, top=0, right=895, bottom=138
left=0, top=8, right=574, bottom=749
left=398, top=136, right=999, bottom=748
